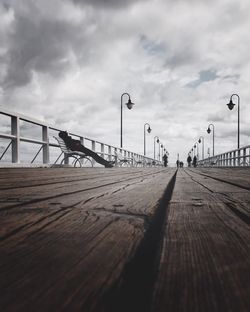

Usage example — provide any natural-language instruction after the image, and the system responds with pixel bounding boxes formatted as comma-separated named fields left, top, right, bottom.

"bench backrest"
left=54, top=136, right=71, bottom=154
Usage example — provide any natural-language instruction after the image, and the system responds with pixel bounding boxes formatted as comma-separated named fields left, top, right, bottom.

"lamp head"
left=126, top=98, right=134, bottom=110
left=198, top=138, right=201, bottom=143
left=227, top=99, right=235, bottom=111
left=161, top=144, right=163, bottom=148
left=156, top=138, right=159, bottom=143
left=147, top=126, right=152, bottom=134
left=207, top=127, right=211, bottom=134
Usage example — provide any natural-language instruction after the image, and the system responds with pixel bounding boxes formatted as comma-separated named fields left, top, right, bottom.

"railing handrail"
left=198, top=144, right=250, bottom=167
left=0, top=108, right=161, bottom=166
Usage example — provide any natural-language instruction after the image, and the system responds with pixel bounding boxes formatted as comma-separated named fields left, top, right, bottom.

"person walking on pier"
left=187, top=155, right=192, bottom=167
left=59, top=131, right=113, bottom=168
left=192, top=155, right=197, bottom=167
left=163, top=153, right=168, bottom=167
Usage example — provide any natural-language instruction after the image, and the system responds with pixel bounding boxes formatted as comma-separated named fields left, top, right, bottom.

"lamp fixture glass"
left=227, top=99, right=235, bottom=111
left=126, top=98, right=134, bottom=110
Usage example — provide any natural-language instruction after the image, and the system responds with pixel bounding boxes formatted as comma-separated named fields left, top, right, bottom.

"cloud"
left=0, top=0, right=250, bottom=164
left=70, top=0, right=147, bottom=9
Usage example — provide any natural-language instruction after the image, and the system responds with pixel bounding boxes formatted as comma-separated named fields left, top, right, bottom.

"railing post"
left=101, top=143, right=104, bottom=158
left=11, top=116, right=20, bottom=163
left=243, top=148, right=246, bottom=166
left=233, top=151, right=236, bottom=166
left=92, top=140, right=96, bottom=166
left=108, top=146, right=112, bottom=162
left=237, top=149, right=241, bottom=166
left=114, top=147, right=118, bottom=165
left=42, top=126, right=49, bottom=164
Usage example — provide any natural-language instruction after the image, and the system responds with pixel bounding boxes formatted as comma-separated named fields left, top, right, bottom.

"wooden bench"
left=54, top=136, right=93, bottom=167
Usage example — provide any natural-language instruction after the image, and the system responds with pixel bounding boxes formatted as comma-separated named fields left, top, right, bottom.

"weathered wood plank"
left=0, top=167, right=176, bottom=311
left=153, top=169, right=250, bottom=312
left=0, top=168, right=173, bottom=241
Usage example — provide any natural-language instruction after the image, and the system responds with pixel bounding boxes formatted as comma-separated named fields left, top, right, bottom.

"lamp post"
left=158, top=141, right=161, bottom=161
left=207, top=124, right=215, bottom=156
left=154, top=136, right=160, bottom=160
left=120, top=93, right=134, bottom=148
left=198, top=136, right=204, bottom=160
left=226, top=94, right=240, bottom=149
left=144, top=123, right=152, bottom=156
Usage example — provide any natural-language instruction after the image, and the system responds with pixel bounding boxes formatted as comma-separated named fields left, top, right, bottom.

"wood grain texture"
left=1, top=167, right=250, bottom=312
left=152, top=168, right=250, bottom=312
left=0, top=167, right=176, bottom=311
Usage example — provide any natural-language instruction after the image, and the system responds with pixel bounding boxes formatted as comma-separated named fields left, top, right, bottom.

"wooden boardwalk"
left=0, top=167, right=250, bottom=312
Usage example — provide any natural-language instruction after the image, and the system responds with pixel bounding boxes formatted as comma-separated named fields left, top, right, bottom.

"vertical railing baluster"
left=92, top=140, right=96, bottom=165
left=42, top=126, right=49, bottom=164
left=11, top=116, right=20, bottom=163
left=101, top=143, right=104, bottom=159
left=108, top=146, right=111, bottom=162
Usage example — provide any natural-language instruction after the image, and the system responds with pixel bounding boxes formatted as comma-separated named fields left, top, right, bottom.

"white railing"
left=0, top=108, right=162, bottom=167
left=198, top=145, right=250, bottom=167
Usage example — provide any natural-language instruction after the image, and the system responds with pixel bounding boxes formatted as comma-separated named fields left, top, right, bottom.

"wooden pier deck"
left=0, top=167, right=250, bottom=312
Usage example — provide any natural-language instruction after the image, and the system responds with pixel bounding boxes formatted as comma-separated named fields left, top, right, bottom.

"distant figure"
left=179, top=161, right=184, bottom=168
left=192, top=155, right=197, bottom=168
left=187, top=155, right=192, bottom=167
left=59, top=131, right=113, bottom=168
left=176, top=160, right=180, bottom=168
left=162, top=153, right=168, bottom=167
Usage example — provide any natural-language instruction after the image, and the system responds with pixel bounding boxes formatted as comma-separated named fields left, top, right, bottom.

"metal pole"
left=238, top=96, right=240, bottom=149
left=208, top=124, right=215, bottom=156
left=120, top=93, right=130, bottom=148
left=144, top=123, right=151, bottom=156
left=212, top=126, right=214, bottom=156
left=121, top=95, right=123, bottom=148
left=202, top=137, right=204, bottom=160
left=154, top=140, right=155, bottom=159
left=144, top=125, right=146, bottom=156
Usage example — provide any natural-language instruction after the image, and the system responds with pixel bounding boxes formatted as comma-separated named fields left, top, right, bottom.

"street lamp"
left=144, top=123, right=152, bottom=156
left=207, top=123, right=215, bottom=156
left=120, top=93, right=134, bottom=148
left=226, top=94, right=240, bottom=149
left=198, top=136, right=204, bottom=160
left=154, top=136, right=160, bottom=160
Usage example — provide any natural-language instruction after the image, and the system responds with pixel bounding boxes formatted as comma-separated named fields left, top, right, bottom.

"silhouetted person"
left=179, top=161, right=184, bottom=168
left=162, top=153, right=168, bottom=167
left=176, top=160, right=180, bottom=168
left=187, top=155, right=192, bottom=167
left=192, top=155, right=197, bottom=168
left=59, top=131, right=113, bottom=168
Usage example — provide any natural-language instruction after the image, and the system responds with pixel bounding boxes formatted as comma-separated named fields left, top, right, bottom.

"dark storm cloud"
left=3, top=15, right=79, bottom=88
left=70, top=0, right=145, bottom=9
left=1, top=0, right=98, bottom=89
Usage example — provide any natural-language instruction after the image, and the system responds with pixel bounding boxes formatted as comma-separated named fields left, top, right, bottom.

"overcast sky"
left=0, top=0, right=250, bottom=163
